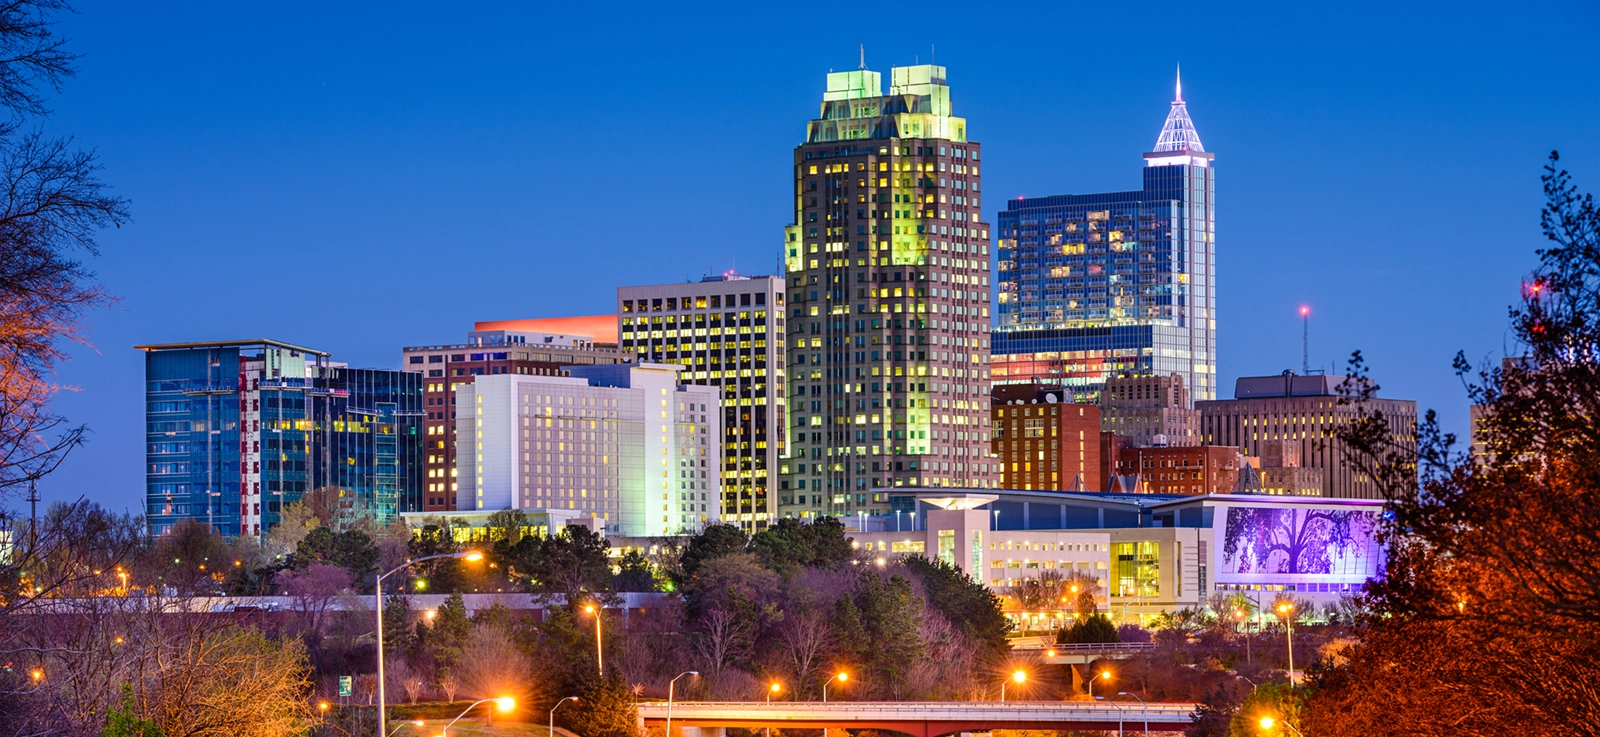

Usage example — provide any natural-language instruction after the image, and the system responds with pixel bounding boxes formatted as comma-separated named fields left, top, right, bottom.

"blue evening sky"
left=37, top=1, right=1600, bottom=512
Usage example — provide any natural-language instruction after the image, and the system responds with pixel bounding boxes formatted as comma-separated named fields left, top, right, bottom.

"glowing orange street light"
left=1259, top=715, right=1305, bottom=735
left=824, top=672, right=849, bottom=702
left=376, top=550, right=484, bottom=737
left=30, top=669, right=43, bottom=682
left=1089, top=670, right=1111, bottom=700
left=1278, top=602, right=1297, bottom=686
left=767, top=682, right=782, bottom=703
left=582, top=603, right=604, bottom=675
left=494, top=697, right=515, bottom=712
left=1000, top=669, right=1027, bottom=702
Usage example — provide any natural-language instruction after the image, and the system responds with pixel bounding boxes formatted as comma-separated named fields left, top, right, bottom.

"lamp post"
left=441, top=697, right=513, bottom=736
left=1258, top=716, right=1305, bottom=736
left=1118, top=692, right=1148, bottom=737
left=1088, top=670, right=1111, bottom=700
left=767, top=682, right=781, bottom=704
left=1105, top=698, right=1126, bottom=737
left=1234, top=608, right=1251, bottom=663
left=583, top=603, right=604, bottom=676
left=665, top=670, right=698, bottom=737
left=1000, top=670, right=1026, bottom=702
left=823, top=672, right=848, bottom=702
left=550, top=696, right=578, bottom=737
left=375, top=551, right=483, bottom=737
left=1277, top=602, right=1296, bottom=686
left=386, top=720, right=423, bottom=736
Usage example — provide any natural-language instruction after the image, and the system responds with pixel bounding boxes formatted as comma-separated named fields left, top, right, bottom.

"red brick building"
left=991, top=384, right=1103, bottom=492
left=1114, top=444, right=1243, bottom=496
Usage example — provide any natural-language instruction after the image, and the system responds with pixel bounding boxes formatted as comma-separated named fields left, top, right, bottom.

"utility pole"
left=26, top=481, right=39, bottom=551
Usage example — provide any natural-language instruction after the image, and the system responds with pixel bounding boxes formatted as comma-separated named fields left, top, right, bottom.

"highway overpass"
left=637, top=700, right=1197, bottom=736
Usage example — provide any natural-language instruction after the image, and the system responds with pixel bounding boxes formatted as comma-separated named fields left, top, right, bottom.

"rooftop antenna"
left=859, top=45, right=865, bottom=70
left=1175, top=63, right=1183, bottom=102
left=1300, top=305, right=1311, bottom=374
left=931, top=43, right=935, bottom=64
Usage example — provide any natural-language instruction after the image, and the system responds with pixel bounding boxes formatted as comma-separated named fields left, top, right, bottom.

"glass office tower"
left=779, top=64, right=997, bottom=522
left=993, top=74, right=1216, bottom=402
left=140, top=340, right=422, bottom=537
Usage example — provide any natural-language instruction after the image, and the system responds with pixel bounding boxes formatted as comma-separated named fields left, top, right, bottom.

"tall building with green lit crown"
left=779, top=64, right=997, bottom=521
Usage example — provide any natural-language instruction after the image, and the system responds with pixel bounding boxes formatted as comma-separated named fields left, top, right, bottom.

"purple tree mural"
left=1222, top=507, right=1376, bottom=574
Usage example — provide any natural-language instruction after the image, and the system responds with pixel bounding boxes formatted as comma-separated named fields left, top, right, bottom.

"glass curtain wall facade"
left=993, top=80, right=1216, bottom=403
left=779, top=64, right=997, bottom=522
left=141, top=340, right=422, bottom=537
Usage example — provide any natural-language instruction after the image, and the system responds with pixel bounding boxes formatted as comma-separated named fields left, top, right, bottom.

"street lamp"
left=768, top=682, right=782, bottom=703
left=1259, top=716, right=1304, bottom=736
left=1276, top=602, right=1296, bottom=686
left=375, top=550, right=483, bottom=737
left=385, top=720, right=423, bottom=737
left=583, top=603, right=604, bottom=676
left=665, top=670, right=698, bottom=737
left=1234, top=608, right=1251, bottom=663
left=1000, top=670, right=1026, bottom=702
left=1089, top=670, right=1111, bottom=700
left=823, top=672, right=848, bottom=702
left=1118, top=692, right=1148, bottom=737
left=441, top=696, right=513, bottom=736
left=550, top=697, right=578, bottom=737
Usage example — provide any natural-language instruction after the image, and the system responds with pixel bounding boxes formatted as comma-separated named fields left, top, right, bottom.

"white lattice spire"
left=1153, top=65, right=1204, bottom=153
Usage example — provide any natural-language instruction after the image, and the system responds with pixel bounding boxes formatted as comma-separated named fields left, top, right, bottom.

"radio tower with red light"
left=1299, top=305, right=1311, bottom=374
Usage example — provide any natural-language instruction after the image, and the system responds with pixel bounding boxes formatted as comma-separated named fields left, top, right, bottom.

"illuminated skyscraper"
left=779, top=64, right=997, bottom=520
left=993, top=71, right=1216, bottom=402
left=618, top=274, right=786, bottom=530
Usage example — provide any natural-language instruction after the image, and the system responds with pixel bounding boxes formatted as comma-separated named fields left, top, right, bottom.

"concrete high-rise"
left=457, top=364, right=721, bottom=536
left=618, top=274, right=786, bottom=530
left=993, top=71, right=1216, bottom=403
left=402, top=329, right=632, bottom=513
left=1197, top=372, right=1417, bottom=500
left=779, top=64, right=997, bottom=520
left=1099, top=373, right=1201, bottom=447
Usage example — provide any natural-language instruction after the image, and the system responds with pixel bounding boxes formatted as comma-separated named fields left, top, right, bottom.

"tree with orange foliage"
left=0, top=0, right=130, bottom=496
left=1307, top=153, right=1600, bottom=736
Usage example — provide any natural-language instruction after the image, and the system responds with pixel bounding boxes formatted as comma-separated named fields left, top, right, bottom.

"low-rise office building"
left=851, top=489, right=1385, bottom=625
left=1115, top=444, right=1243, bottom=496
left=991, top=384, right=1103, bottom=492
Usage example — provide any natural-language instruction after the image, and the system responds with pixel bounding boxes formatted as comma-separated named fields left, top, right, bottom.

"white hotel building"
left=456, top=363, right=722, bottom=537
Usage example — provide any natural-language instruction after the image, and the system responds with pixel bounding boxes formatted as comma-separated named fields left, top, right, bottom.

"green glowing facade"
left=780, top=65, right=996, bottom=521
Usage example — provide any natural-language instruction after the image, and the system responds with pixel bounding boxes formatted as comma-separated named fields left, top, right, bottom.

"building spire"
left=859, top=44, right=866, bottom=70
left=1153, top=65, right=1204, bottom=153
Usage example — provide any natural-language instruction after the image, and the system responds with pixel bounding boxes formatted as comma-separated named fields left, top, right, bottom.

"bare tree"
left=693, top=606, right=752, bottom=686
left=778, top=609, right=830, bottom=697
left=439, top=671, right=459, bottom=704
left=454, top=622, right=536, bottom=705
left=279, top=562, right=353, bottom=640
left=0, top=0, right=131, bottom=495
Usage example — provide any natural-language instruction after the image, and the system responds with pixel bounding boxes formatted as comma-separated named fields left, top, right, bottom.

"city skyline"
left=33, top=2, right=1600, bottom=512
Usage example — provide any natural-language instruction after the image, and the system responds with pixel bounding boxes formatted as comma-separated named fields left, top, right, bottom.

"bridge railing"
left=637, top=700, right=1197, bottom=719
left=1014, top=642, right=1157, bottom=653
